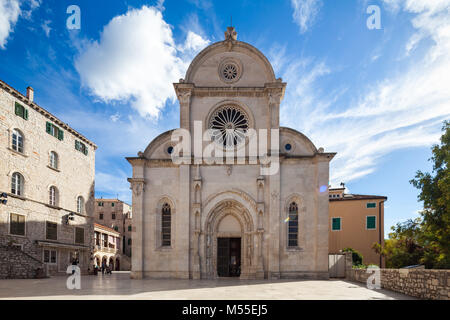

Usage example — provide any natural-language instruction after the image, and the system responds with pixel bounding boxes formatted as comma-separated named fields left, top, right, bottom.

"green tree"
left=373, top=121, right=449, bottom=269
left=410, top=121, right=450, bottom=268
left=373, top=219, right=424, bottom=268
left=342, top=247, right=363, bottom=266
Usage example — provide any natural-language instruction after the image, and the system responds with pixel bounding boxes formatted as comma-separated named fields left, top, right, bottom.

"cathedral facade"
left=127, top=27, right=335, bottom=280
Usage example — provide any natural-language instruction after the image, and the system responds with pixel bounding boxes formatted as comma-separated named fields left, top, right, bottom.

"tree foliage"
left=342, top=247, right=363, bottom=266
left=374, top=121, right=450, bottom=269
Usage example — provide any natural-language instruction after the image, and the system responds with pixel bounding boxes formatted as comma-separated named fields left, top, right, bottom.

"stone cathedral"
left=127, top=27, right=335, bottom=280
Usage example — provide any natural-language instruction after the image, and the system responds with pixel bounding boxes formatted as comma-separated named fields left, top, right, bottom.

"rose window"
left=209, top=106, right=249, bottom=149
left=222, top=64, right=238, bottom=81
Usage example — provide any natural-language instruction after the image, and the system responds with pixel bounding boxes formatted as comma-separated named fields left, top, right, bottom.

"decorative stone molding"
left=203, top=188, right=258, bottom=213
left=177, top=90, right=191, bottom=105
left=127, top=178, right=145, bottom=197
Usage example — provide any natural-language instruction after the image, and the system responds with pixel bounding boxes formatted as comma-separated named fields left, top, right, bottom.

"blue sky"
left=1, top=0, right=449, bottom=237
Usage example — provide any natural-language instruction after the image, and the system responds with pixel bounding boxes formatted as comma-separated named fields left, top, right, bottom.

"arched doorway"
left=109, top=257, right=114, bottom=270
left=203, top=199, right=255, bottom=279
left=115, top=257, right=120, bottom=271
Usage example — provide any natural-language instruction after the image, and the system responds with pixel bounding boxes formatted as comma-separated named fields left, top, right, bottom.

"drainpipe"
left=379, top=200, right=385, bottom=268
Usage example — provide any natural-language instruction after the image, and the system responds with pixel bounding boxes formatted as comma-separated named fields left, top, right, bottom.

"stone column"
left=174, top=83, right=194, bottom=131
left=128, top=176, right=145, bottom=279
left=268, top=166, right=281, bottom=279
left=177, top=164, right=190, bottom=279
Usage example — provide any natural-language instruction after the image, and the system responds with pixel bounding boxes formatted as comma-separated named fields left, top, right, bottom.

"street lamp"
left=0, top=192, right=7, bottom=205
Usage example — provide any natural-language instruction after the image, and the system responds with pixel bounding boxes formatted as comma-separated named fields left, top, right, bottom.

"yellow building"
left=329, top=187, right=387, bottom=267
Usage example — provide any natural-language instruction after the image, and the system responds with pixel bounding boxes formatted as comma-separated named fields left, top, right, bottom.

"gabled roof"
left=0, top=79, right=97, bottom=148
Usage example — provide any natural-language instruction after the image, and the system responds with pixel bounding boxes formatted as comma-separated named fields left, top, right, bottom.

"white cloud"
left=95, top=171, right=131, bottom=203
left=275, top=0, right=450, bottom=186
left=0, top=0, right=21, bottom=49
left=290, top=0, right=322, bottom=33
left=75, top=5, right=209, bottom=118
left=0, top=0, right=41, bottom=49
left=41, top=19, right=51, bottom=37
left=110, top=112, right=120, bottom=122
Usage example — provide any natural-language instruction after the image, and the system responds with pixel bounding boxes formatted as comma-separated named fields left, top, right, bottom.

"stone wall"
left=348, top=268, right=449, bottom=300
left=0, top=245, right=45, bottom=279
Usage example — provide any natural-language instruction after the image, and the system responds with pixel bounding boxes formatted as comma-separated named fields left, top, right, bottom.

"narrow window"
left=11, top=172, right=24, bottom=196
left=75, top=140, right=88, bottom=155
left=11, top=129, right=24, bottom=153
left=77, top=196, right=84, bottom=214
left=366, top=216, right=376, bottom=230
left=111, top=203, right=115, bottom=207
left=49, top=186, right=58, bottom=206
left=288, top=202, right=298, bottom=247
left=50, top=151, right=58, bottom=169
left=332, top=217, right=341, bottom=231
left=46, top=221, right=57, bottom=240
left=43, top=249, right=57, bottom=263
left=112, top=213, right=116, bottom=220
left=99, top=213, right=104, bottom=220
left=10, top=213, right=25, bottom=236
left=161, top=203, right=171, bottom=247
left=128, top=238, right=132, bottom=246
left=128, top=225, right=132, bottom=232
left=15, top=102, right=28, bottom=120
left=75, top=227, right=84, bottom=244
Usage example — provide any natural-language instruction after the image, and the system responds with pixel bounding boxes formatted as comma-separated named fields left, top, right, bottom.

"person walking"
left=101, top=260, right=106, bottom=274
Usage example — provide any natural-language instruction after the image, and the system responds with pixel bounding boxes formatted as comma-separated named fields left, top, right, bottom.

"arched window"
left=12, top=129, right=24, bottom=153
left=49, top=186, right=58, bottom=206
left=161, top=203, right=171, bottom=246
left=288, top=202, right=298, bottom=247
left=50, top=151, right=58, bottom=169
left=77, top=196, right=84, bottom=214
left=11, top=172, right=24, bottom=196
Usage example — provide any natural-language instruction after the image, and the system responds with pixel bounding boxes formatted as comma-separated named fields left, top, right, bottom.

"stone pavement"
left=0, top=272, right=415, bottom=300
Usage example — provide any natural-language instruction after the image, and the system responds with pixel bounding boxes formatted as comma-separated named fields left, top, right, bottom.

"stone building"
left=0, top=80, right=96, bottom=276
left=93, top=198, right=132, bottom=269
left=329, top=187, right=387, bottom=267
left=127, top=27, right=335, bottom=279
left=93, top=223, right=122, bottom=271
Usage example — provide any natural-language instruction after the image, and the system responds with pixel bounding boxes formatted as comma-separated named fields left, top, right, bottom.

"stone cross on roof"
left=224, top=26, right=237, bottom=41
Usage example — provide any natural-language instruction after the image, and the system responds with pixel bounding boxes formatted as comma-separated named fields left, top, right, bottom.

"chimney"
left=26, top=86, right=34, bottom=103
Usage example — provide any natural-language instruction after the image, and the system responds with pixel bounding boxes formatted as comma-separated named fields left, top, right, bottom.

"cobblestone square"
left=0, top=272, right=415, bottom=300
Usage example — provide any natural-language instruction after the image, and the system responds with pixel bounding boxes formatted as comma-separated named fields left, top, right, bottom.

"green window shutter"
left=367, top=216, right=376, bottom=229
left=367, top=202, right=376, bottom=208
left=15, top=102, right=25, bottom=118
left=75, top=140, right=79, bottom=150
left=46, top=122, right=52, bottom=134
left=332, top=218, right=341, bottom=231
left=84, top=146, right=88, bottom=156
left=57, top=128, right=64, bottom=141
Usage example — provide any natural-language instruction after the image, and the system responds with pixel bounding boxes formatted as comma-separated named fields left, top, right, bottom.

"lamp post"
left=0, top=192, right=7, bottom=205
